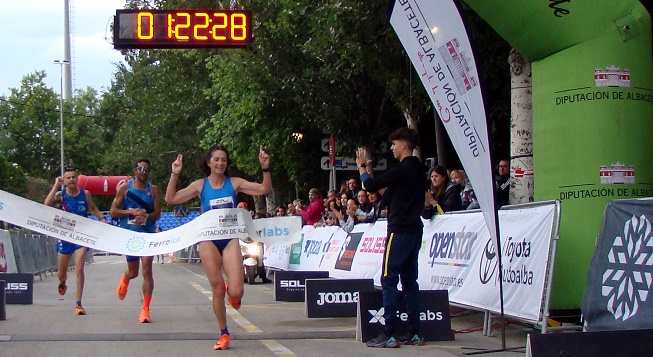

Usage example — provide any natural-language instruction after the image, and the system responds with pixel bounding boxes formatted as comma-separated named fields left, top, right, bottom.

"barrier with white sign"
left=274, top=270, right=329, bottom=302
left=0, top=273, right=33, bottom=304
left=266, top=201, right=561, bottom=331
left=356, top=290, right=453, bottom=342
left=305, top=278, right=374, bottom=318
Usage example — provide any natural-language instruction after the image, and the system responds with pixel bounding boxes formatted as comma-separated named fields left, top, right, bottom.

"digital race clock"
left=113, top=9, right=252, bottom=49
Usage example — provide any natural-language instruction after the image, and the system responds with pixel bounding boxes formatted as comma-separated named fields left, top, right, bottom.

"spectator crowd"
left=250, top=160, right=511, bottom=233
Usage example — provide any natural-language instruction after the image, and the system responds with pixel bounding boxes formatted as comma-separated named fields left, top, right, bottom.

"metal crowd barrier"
left=172, top=243, right=200, bottom=262
left=8, top=230, right=93, bottom=278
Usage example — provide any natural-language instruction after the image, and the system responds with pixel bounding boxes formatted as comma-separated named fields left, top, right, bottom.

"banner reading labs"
left=264, top=202, right=558, bottom=323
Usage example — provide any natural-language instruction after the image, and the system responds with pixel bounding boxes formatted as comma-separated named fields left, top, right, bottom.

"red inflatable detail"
left=77, top=175, right=131, bottom=196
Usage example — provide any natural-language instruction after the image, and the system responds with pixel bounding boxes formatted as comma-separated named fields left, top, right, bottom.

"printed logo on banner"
left=368, top=308, right=385, bottom=324
left=428, top=228, right=478, bottom=289
left=318, top=233, right=336, bottom=267
left=257, top=225, right=291, bottom=239
left=478, top=236, right=533, bottom=286
left=53, top=215, right=77, bottom=231
left=358, top=236, right=385, bottom=254
left=601, top=215, right=653, bottom=321
left=599, top=162, right=636, bottom=185
left=367, top=307, right=443, bottom=324
left=7, top=282, right=28, bottom=290
left=317, top=291, right=358, bottom=306
left=0, top=202, right=4, bottom=210
left=304, top=239, right=322, bottom=258
left=217, top=213, right=239, bottom=227
left=335, top=232, right=363, bottom=271
left=289, top=237, right=303, bottom=265
left=269, top=244, right=290, bottom=262
left=428, top=228, right=478, bottom=266
left=438, top=39, right=478, bottom=95
left=126, top=236, right=147, bottom=253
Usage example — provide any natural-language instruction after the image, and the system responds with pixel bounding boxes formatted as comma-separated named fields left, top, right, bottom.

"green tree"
left=0, top=71, right=60, bottom=179
left=0, top=153, right=28, bottom=197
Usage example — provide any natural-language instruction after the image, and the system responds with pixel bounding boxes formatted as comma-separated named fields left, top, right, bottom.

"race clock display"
left=113, top=9, right=252, bottom=49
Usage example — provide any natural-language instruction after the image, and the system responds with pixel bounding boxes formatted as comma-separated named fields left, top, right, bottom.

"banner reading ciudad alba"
left=465, top=0, right=653, bottom=310
left=389, top=0, right=500, bottom=266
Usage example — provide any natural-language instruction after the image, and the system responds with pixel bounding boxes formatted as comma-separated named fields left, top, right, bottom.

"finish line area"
left=0, top=255, right=529, bottom=356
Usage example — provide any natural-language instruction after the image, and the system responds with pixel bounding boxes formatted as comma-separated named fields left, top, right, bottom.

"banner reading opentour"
left=389, top=0, right=499, bottom=263
left=266, top=202, right=558, bottom=322
left=0, top=189, right=302, bottom=256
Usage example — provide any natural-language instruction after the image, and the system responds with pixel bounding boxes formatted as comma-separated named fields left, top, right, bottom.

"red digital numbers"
left=114, top=10, right=252, bottom=49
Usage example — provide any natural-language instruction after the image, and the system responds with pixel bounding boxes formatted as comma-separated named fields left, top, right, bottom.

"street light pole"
left=54, top=60, right=70, bottom=179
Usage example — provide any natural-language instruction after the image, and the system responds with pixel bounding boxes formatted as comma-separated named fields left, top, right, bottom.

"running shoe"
left=139, top=308, right=152, bottom=323
left=75, top=304, right=86, bottom=316
left=116, top=275, right=128, bottom=300
left=58, top=281, right=67, bottom=296
left=213, top=333, right=230, bottom=350
left=366, top=332, right=400, bottom=348
left=225, top=282, right=241, bottom=310
left=397, top=332, right=425, bottom=346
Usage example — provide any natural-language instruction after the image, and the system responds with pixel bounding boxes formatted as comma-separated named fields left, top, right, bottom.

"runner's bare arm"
left=85, top=191, right=107, bottom=223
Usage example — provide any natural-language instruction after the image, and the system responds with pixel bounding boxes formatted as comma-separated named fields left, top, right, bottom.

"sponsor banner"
left=305, top=278, right=374, bottom=318
left=0, top=273, right=33, bottom=304
left=0, top=189, right=301, bottom=256
left=357, top=290, right=452, bottom=342
left=0, top=230, right=18, bottom=273
left=269, top=202, right=556, bottom=322
left=390, top=0, right=500, bottom=262
left=274, top=270, right=329, bottom=302
left=263, top=242, right=291, bottom=271
left=582, top=198, right=653, bottom=331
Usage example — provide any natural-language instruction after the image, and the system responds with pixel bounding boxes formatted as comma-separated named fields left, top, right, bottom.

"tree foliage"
left=0, top=152, right=27, bottom=197
left=1, top=0, right=512, bottom=207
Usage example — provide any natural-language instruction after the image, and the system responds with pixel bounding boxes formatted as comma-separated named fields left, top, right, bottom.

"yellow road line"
left=189, top=281, right=296, bottom=355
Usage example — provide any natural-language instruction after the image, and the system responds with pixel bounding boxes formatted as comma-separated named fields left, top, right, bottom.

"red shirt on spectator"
left=300, top=198, right=323, bottom=225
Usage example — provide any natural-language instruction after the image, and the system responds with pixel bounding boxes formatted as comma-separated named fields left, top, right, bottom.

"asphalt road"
left=0, top=255, right=531, bottom=356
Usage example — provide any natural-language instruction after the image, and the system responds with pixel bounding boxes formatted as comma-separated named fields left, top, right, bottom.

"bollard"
left=0, top=280, right=6, bottom=320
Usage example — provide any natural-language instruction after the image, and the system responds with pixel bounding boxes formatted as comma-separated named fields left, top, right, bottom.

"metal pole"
left=54, top=60, right=69, bottom=179
left=63, top=0, right=73, bottom=99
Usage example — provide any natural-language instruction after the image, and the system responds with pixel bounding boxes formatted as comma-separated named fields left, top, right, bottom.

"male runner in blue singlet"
left=44, top=166, right=108, bottom=315
left=110, top=158, right=161, bottom=323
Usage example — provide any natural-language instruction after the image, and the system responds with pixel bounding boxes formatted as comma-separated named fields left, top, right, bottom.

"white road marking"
left=188, top=281, right=296, bottom=356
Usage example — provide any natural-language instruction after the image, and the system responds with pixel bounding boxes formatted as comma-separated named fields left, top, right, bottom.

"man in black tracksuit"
left=356, top=127, right=426, bottom=348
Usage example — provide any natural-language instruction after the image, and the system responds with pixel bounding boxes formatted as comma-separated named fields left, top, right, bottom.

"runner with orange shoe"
left=44, top=166, right=108, bottom=315
left=109, top=158, right=161, bottom=323
left=165, top=145, right=272, bottom=350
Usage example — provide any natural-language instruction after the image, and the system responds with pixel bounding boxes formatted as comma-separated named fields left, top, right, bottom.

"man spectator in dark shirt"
left=357, top=127, right=425, bottom=348
left=497, top=159, right=510, bottom=207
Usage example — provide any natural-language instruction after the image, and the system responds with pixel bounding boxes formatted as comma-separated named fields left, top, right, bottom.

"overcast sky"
left=0, top=0, right=127, bottom=96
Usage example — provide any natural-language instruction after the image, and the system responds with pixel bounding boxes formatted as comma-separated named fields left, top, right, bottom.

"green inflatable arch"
left=464, top=0, right=653, bottom=312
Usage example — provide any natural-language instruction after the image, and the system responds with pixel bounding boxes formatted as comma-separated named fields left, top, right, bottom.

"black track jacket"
left=360, top=156, right=425, bottom=234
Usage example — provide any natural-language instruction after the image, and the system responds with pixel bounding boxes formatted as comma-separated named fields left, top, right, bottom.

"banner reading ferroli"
left=465, top=0, right=653, bottom=310
left=0, top=189, right=302, bottom=256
